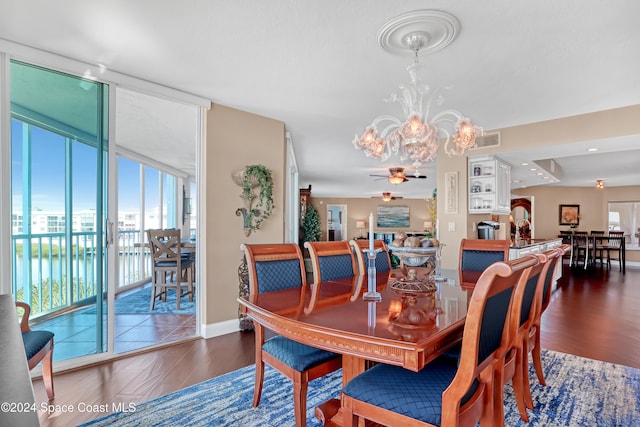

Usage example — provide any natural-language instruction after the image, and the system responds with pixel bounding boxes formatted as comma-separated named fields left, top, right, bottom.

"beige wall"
left=435, top=105, right=640, bottom=268
left=202, top=104, right=286, bottom=329
left=311, top=197, right=432, bottom=241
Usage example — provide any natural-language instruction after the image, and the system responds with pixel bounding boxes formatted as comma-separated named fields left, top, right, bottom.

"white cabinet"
left=468, top=155, right=511, bottom=215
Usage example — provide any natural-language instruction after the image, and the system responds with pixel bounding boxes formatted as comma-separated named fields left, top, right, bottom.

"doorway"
left=327, top=204, right=347, bottom=241
left=511, top=196, right=534, bottom=242
left=9, top=60, right=110, bottom=362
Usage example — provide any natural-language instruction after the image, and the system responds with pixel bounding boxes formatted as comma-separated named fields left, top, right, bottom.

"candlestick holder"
left=363, top=248, right=382, bottom=301
left=367, top=301, right=377, bottom=334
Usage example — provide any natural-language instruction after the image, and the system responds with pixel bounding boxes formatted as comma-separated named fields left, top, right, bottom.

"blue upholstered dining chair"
left=458, top=238, right=510, bottom=288
left=517, top=248, right=564, bottom=411
left=304, top=240, right=358, bottom=283
left=304, top=241, right=359, bottom=313
left=341, top=255, right=539, bottom=427
left=349, top=239, right=391, bottom=275
left=16, top=301, right=55, bottom=400
left=240, top=243, right=341, bottom=427
left=499, top=252, right=548, bottom=423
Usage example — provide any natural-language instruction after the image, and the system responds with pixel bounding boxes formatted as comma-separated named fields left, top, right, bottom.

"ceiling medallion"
left=353, top=10, right=481, bottom=173
left=377, top=10, right=460, bottom=57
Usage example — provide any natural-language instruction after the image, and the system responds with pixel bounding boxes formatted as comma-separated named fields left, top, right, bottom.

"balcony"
left=11, top=229, right=195, bottom=360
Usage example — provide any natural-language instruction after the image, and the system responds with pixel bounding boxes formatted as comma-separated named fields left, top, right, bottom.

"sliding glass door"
left=10, top=60, right=110, bottom=362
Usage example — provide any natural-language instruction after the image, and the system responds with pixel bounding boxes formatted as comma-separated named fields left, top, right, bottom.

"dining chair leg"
left=293, top=372, right=308, bottom=427
left=188, top=265, right=194, bottom=302
left=521, top=340, right=534, bottom=411
left=42, top=343, right=55, bottom=400
left=532, top=329, right=546, bottom=386
left=253, top=325, right=266, bottom=408
left=512, top=345, right=530, bottom=422
left=150, top=273, right=160, bottom=310
left=176, top=275, right=181, bottom=310
left=492, top=363, right=507, bottom=427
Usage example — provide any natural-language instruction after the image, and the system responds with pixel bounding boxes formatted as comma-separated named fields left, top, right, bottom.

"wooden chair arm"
left=15, top=301, right=32, bottom=333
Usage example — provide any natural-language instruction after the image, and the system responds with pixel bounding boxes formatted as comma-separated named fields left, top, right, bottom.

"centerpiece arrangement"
left=388, top=268, right=438, bottom=328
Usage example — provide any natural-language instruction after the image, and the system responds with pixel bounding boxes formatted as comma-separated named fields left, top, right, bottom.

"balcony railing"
left=118, top=229, right=152, bottom=288
left=11, top=229, right=152, bottom=318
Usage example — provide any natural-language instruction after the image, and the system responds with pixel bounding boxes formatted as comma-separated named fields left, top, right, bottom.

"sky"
left=11, top=119, right=157, bottom=214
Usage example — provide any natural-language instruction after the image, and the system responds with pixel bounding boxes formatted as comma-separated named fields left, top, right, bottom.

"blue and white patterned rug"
left=78, top=349, right=640, bottom=426
left=83, top=286, right=195, bottom=315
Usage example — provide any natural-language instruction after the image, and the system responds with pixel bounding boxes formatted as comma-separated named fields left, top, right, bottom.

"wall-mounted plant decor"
left=231, top=164, right=274, bottom=236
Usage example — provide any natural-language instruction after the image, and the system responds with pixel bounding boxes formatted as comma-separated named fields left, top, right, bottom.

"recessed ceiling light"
left=521, top=162, right=529, bottom=166
left=587, top=148, right=599, bottom=152
left=512, top=179, right=521, bottom=183
left=529, top=168, right=537, bottom=171
left=537, top=172, right=543, bottom=176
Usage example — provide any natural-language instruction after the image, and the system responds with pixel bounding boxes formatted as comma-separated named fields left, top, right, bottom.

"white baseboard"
left=200, top=318, right=241, bottom=339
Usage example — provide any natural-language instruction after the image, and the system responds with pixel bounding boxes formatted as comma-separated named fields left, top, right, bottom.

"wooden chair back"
left=240, top=243, right=307, bottom=313
left=304, top=241, right=357, bottom=284
left=147, top=228, right=183, bottom=267
left=458, top=239, right=510, bottom=287
left=349, top=239, right=391, bottom=275
left=146, top=228, right=193, bottom=309
left=304, top=241, right=359, bottom=314
left=435, top=256, right=539, bottom=426
left=605, top=232, right=625, bottom=271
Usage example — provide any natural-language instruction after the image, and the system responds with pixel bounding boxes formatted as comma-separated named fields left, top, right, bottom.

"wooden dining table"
left=238, top=268, right=472, bottom=426
left=559, top=233, right=625, bottom=273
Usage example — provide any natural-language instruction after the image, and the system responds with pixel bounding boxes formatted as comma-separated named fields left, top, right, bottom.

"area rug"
left=84, top=287, right=195, bottom=315
left=78, top=349, right=640, bottom=427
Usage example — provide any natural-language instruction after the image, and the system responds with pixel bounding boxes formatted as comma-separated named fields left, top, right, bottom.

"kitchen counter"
left=509, top=238, right=564, bottom=292
left=509, top=238, right=562, bottom=257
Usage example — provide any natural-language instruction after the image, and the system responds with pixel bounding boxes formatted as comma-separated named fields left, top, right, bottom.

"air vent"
left=472, top=132, right=500, bottom=149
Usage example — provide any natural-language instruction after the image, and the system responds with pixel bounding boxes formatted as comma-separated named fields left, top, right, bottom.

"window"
left=608, top=201, right=639, bottom=246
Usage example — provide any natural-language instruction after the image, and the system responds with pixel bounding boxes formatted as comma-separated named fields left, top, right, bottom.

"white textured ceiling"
left=1, top=1, right=639, bottom=198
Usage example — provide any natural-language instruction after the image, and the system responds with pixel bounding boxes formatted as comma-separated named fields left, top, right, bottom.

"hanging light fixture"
left=353, top=11, right=482, bottom=173
left=382, top=192, right=393, bottom=202
left=596, top=180, right=605, bottom=190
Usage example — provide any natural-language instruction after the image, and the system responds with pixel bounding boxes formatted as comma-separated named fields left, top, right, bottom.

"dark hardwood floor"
left=540, top=261, right=640, bottom=369
left=32, top=261, right=639, bottom=427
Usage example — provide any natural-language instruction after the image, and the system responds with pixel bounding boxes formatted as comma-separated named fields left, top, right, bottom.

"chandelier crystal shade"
left=353, top=11, right=482, bottom=172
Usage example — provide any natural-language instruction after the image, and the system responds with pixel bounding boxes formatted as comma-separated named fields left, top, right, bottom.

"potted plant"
left=302, top=204, right=321, bottom=242
left=301, top=204, right=321, bottom=272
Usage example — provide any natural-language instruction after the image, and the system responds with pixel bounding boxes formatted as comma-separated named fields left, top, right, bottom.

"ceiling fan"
left=371, top=192, right=403, bottom=202
left=369, top=167, right=427, bottom=184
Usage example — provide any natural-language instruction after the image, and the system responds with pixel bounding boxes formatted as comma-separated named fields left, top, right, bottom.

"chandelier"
left=353, top=10, right=482, bottom=173
left=596, top=180, right=605, bottom=190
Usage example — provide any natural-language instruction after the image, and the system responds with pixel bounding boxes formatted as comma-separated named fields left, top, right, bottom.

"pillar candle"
left=369, top=212, right=374, bottom=251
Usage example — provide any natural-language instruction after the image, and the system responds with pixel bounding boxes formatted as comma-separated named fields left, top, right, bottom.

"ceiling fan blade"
left=405, top=175, right=427, bottom=179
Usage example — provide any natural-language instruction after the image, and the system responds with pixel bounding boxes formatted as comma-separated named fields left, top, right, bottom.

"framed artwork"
left=376, top=205, right=410, bottom=228
left=444, top=171, right=458, bottom=214
left=559, top=204, right=580, bottom=226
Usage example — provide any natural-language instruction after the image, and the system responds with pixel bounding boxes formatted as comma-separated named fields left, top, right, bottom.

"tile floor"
left=31, top=286, right=197, bottom=361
